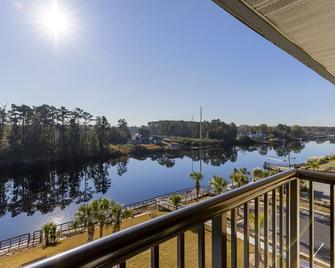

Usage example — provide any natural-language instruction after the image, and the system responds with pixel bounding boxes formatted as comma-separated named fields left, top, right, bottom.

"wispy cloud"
left=12, top=0, right=25, bottom=11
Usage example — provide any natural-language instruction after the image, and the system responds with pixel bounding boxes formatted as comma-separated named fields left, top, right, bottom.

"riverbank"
left=0, top=135, right=320, bottom=168
left=0, top=144, right=164, bottom=168
left=0, top=140, right=230, bottom=168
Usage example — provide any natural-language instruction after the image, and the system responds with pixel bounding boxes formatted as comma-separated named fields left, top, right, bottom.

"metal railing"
left=0, top=233, right=30, bottom=255
left=0, top=221, right=86, bottom=256
left=0, top=186, right=207, bottom=256
left=26, top=169, right=335, bottom=268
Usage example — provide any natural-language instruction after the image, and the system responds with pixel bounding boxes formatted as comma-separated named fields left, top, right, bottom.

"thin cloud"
left=12, top=0, right=25, bottom=11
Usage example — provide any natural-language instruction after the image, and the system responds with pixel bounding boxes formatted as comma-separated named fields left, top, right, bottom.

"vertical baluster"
left=331, top=185, right=335, bottom=268
left=119, top=261, right=126, bottom=268
left=255, top=197, right=261, bottom=268
left=212, top=213, right=227, bottom=268
left=279, top=186, right=284, bottom=268
left=244, top=202, right=249, bottom=268
left=264, top=193, right=269, bottom=268
left=289, top=179, right=300, bottom=268
left=272, top=189, right=277, bottom=268
left=231, top=208, right=238, bottom=268
left=40, top=230, right=43, bottom=243
left=198, top=223, right=205, bottom=268
left=286, top=183, right=291, bottom=268
left=28, top=233, right=30, bottom=248
left=309, top=180, right=314, bottom=268
left=151, top=245, right=159, bottom=268
left=177, top=233, right=185, bottom=268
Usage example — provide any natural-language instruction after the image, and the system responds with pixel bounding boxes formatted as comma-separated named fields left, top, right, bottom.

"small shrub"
left=42, top=222, right=59, bottom=248
left=317, top=158, right=327, bottom=165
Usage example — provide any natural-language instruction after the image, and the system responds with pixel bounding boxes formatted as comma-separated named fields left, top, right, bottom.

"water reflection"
left=0, top=160, right=118, bottom=218
left=0, top=142, right=305, bottom=219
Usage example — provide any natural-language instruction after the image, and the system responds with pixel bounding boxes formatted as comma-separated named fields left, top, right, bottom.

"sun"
left=35, top=0, right=75, bottom=44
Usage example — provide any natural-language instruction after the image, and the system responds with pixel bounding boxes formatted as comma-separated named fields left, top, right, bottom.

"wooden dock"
left=263, top=161, right=304, bottom=171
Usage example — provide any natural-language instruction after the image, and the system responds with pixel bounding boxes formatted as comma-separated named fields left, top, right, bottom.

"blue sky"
left=1, top=0, right=334, bottom=126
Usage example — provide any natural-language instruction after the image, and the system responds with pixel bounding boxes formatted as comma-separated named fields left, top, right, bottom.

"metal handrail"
left=297, top=169, right=335, bottom=184
left=26, top=169, right=297, bottom=268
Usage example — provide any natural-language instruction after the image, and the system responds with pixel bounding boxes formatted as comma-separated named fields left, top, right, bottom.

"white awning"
left=213, top=0, right=335, bottom=84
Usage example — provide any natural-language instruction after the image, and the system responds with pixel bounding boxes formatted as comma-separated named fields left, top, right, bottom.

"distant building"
left=128, top=134, right=162, bottom=145
left=128, top=134, right=147, bottom=145
left=148, top=135, right=163, bottom=145
left=247, top=131, right=267, bottom=139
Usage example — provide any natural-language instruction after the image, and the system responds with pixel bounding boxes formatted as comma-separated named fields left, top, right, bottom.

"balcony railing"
left=26, top=169, right=335, bottom=268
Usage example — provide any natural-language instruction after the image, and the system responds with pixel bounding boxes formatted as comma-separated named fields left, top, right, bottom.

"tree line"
left=147, top=119, right=238, bottom=145
left=238, top=124, right=307, bottom=141
left=0, top=104, right=131, bottom=162
left=146, top=121, right=318, bottom=145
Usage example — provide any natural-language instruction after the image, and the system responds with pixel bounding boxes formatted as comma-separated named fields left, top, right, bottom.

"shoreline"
left=0, top=138, right=320, bottom=168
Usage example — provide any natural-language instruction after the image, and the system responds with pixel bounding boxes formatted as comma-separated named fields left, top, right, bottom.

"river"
left=1, top=141, right=335, bottom=240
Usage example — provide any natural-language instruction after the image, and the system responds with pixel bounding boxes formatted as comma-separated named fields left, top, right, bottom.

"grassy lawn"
left=0, top=212, right=165, bottom=268
left=318, top=159, right=335, bottom=172
left=107, top=144, right=133, bottom=155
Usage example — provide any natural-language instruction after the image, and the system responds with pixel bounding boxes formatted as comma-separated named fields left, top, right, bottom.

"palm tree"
left=169, top=195, right=182, bottom=210
left=111, top=203, right=133, bottom=232
left=230, top=168, right=249, bottom=188
left=42, top=222, right=58, bottom=248
left=74, top=203, right=96, bottom=242
left=91, top=197, right=114, bottom=238
left=209, top=175, right=227, bottom=194
left=307, top=159, right=319, bottom=171
left=189, top=171, right=204, bottom=202
left=230, top=168, right=239, bottom=188
left=252, top=167, right=264, bottom=181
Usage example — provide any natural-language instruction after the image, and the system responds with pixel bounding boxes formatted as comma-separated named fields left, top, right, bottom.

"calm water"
left=1, top=141, right=335, bottom=240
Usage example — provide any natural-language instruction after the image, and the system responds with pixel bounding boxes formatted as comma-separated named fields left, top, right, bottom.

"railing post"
left=289, top=179, right=299, bottom=268
left=331, top=184, right=335, bottom=268
left=151, top=246, right=159, bottom=268
left=212, top=213, right=227, bottom=268
left=279, top=186, right=284, bottom=268
left=28, top=233, right=31, bottom=248
left=286, top=183, right=291, bottom=268
left=177, top=233, right=185, bottom=268
left=231, top=208, right=237, bottom=268
left=264, top=193, right=269, bottom=268
left=272, top=189, right=277, bottom=268
left=198, top=223, right=205, bottom=268
left=309, top=180, right=314, bottom=268
left=40, top=230, right=43, bottom=243
left=243, top=202, right=249, bottom=268
left=255, top=197, right=261, bottom=268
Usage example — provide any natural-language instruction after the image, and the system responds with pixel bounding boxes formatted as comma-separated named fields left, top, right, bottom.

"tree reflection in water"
left=0, top=142, right=304, bottom=219
left=0, top=159, right=120, bottom=218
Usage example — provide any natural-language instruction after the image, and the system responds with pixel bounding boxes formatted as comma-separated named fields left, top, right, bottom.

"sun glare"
left=35, top=0, right=75, bottom=45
